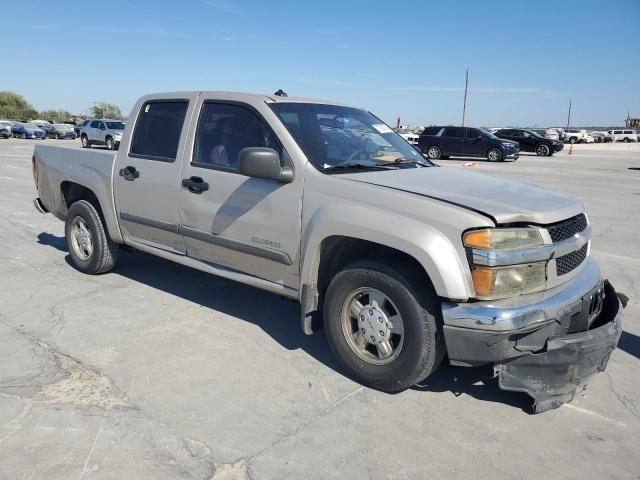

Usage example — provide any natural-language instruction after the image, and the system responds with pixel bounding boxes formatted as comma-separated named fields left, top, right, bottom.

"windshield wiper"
left=322, top=162, right=395, bottom=172
left=374, top=157, right=432, bottom=168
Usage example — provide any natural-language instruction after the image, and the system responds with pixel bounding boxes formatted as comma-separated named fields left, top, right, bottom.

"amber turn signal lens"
left=471, top=267, right=496, bottom=297
left=464, top=230, right=492, bottom=250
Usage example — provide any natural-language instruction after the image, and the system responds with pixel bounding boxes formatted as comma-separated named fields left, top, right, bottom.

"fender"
left=299, top=202, right=476, bottom=303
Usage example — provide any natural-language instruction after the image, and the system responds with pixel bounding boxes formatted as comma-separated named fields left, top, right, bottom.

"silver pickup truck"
left=32, top=91, right=624, bottom=412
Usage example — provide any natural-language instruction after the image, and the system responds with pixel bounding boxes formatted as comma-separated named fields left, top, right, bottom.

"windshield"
left=105, top=121, right=125, bottom=130
left=395, top=128, right=409, bottom=134
left=269, top=103, right=430, bottom=171
left=23, top=123, right=39, bottom=129
left=526, top=130, right=544, bottom=138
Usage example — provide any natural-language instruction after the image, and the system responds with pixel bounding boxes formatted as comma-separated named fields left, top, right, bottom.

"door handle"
left=119, top=166, right=139, bottom=181
left=182, top=176, right=209, bottom=194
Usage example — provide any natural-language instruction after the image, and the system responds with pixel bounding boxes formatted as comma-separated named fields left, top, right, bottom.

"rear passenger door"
left=177, top=96, right=304, bottom=289
left=442, top=127, right=466, bottom=155
left=88, top=121, right=100, bottom=142
left=114, top=94, right=198, bottom=254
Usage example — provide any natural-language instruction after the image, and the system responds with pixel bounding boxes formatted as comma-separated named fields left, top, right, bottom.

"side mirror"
left=238, top=147, right=293, bottom=183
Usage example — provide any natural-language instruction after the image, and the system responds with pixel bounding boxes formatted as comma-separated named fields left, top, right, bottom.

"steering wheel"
left=339, top=150, right=370, bottom=164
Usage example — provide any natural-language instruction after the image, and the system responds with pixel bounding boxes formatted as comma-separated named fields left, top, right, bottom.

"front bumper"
left=553, top=143, right=564, bottom=152
left=441, top=258, right=624, bottom=412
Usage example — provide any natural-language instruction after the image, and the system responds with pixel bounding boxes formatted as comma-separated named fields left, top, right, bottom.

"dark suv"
left=494, top=128, right=563, bottom=156
left=419, top=126, right=519, bottom=162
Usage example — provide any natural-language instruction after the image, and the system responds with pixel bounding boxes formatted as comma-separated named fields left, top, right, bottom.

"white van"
left=608, top=129, right=638, bottom=142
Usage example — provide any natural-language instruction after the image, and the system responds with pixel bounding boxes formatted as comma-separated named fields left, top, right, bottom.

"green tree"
left=39, top=109, right=74, bottom=123
left=0, top=91, right=38, bottom=120
left=90, top=102, right=124, bottom=119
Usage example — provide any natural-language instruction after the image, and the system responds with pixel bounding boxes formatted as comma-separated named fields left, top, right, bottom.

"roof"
left=142, top=91, right=358, bottom=108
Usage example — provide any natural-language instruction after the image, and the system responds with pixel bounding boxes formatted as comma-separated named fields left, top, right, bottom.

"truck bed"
left=33, top=144, right=120, bottom=240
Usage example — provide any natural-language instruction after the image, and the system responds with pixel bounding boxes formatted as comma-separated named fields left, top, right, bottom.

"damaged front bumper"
left=441, top=258, right=624, bottom=412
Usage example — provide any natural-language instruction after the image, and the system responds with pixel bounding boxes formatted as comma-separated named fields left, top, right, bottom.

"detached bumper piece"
left=496, top=281, right=622, bottom=413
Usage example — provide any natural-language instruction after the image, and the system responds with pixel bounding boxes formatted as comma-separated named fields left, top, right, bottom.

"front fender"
left=299, top=202, right=474, bottom=301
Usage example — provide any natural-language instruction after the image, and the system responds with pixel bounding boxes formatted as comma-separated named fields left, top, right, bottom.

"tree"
left=39, top=109, right=74, bottom=123
left=90, top=102, right=124, bottom=120
left=0, top=91, right=38, bottom=120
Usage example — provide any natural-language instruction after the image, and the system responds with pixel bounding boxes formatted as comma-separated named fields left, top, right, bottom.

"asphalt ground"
left=0, top=137, right=639, bottom=479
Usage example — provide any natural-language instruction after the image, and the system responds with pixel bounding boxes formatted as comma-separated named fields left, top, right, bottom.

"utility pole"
left=566, top=99, right=572, bottom=131
left=461, top=68, right=469, bottom=127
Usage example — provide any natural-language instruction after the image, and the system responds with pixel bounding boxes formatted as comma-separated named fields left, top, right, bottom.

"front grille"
left=547, top=213, right=587, bottom=242
left=556, top=243, right=588, bottom=276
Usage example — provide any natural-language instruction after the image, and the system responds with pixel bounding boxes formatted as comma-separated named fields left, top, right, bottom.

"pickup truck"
left=32, top=91, right=624, bottom=412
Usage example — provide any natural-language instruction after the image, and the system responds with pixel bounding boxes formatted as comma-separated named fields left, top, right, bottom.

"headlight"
left=464, top=228, right=543, bottom=250
left=464, top=228, right=547, bottom=299
left=471, top=263, right=547, bottom=299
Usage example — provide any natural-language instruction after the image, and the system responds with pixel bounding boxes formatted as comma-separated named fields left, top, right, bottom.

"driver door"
left=177, top=97, right=303, bottom=289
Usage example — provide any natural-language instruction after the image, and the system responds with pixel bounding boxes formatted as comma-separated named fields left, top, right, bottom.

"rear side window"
left=444, top=127, right=464, bottom=138
left=130, top=100, right=188, bottom=161
left=90, top=121, right=100, bottom=128
left=466, top=128, right=481, bottom=138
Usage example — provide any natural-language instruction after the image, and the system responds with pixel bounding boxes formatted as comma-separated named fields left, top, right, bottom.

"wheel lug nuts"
left=361, top=328, right=365, bottom=334
left=369, top=309, right=373, bottom=315
left=379, top=330, right=384, bottom=336
left=370, top=336, right=375, bottom=342
left=378, top=317, right=383, bottom=323
left=360, top=315, right=365, bottom=320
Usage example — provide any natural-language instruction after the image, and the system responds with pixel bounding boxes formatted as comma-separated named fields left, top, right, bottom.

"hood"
left=339, top=167, right=583, bottom=225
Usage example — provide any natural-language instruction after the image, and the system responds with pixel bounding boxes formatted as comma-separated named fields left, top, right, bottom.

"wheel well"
left=303, top=236, right=435, bottom=334
left=60, top=181, right=102, bottom=217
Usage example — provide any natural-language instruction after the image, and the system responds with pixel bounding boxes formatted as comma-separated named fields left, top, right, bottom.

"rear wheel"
left=323, top=260, right=444, bottom=393
left=55, top=133, right=60, bottom=140
left=569, top=137, right=577, bottom=144
left=535, top=144, right=550, bottom=156
left=65, top=200, right=118, bottom=274
left=425, top=145, right=441, bottom=160
left=106, top=136, right=114, bottom=150
left=623, top=137, right=630, bottom=143
left=487, top=148, right=503, bottom=162
left=81, top=135, right=89, bottom=148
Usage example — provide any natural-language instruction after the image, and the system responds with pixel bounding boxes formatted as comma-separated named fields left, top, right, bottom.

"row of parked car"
left=0, top=118, right=127, bottom=150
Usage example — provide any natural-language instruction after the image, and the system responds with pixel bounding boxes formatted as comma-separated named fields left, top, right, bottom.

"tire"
left=569, top=137, right=577, bottom=144
left=55, top=134, right=60, bottom=140
left=81, top=135, right=89, bottom=148
left=65, top=200, right=118, bottom=274
left=323, top=260, right=444, bottom=393
left=425, top=145, right=441, bottom=160
left=535, top=144, right=550, bottom=156
left=106, top=136, right=114, bottom=150
left=623, top=137, right=630, bottom=143
left=486, top=147, right=502, bottom=162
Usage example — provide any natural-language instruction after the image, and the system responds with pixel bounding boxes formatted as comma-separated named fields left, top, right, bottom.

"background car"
left=75, top=119, right=90, bottom=138
left=419, top=126, right=519, bottom=162
left=608, top=129, right=638, bottom=142
left=49, top=123, right=77, bottom=139
left=589, top=131, right=613, bottom=143
left=11, top=122, right=46, bottom=139
left=38, top=123, right=57, bottom=137
left=0, top=120, right=13, bottom=138
left=80, top=119, right=125, bottom=150
left=494, top=128, right=564, bottom=156
left=393, top=128, right=419, bottom=145
left=564, top=129, right=593, bottom=144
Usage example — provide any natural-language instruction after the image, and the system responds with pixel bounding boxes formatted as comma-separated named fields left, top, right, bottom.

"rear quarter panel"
left=33, top=144, right=123, bottom=243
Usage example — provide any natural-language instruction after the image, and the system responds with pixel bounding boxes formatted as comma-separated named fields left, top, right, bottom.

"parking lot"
left=0, top=138, right=639, bottom=479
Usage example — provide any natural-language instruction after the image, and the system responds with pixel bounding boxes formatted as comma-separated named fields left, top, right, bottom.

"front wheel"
left=81, top=135, right=89, bottom=148
left=569, top=137, right=577, bottom=144
left=535, top=144, right=550, bottom=156
left=106, top=136, right=114, bottom=150
left=65, top=200, right=118, bottom=274
left=323, top=260, right=444, bottom=393
left=623, top=138, right=630, bottom=143
left=487, top=148, right=503, bottom=162
left=425, top=145, right=441, bottom=160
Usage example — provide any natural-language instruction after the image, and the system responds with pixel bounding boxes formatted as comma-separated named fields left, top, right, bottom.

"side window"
left=90, top=121, right=100, bottom=128
left=193, top=102, right=282, bottom=171
left=130, top=100, right=188, bottom=161
left=466, top=128, right=481, bottom=138
left=444, top=127, right=464, bottom=138
left=99, top=122, right=106, bottom=130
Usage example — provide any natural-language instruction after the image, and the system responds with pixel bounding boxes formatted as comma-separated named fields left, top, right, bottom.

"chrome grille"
left=556, top=243, right=588, bottom=276
left=547, top=214, right=588, bottom=242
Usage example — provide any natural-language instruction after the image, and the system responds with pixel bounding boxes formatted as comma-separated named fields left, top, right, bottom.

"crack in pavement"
left=605, top=371, right=640, bottom=421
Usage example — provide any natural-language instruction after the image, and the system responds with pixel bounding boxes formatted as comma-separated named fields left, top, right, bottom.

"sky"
left=2, top=0, right=639, bottom=127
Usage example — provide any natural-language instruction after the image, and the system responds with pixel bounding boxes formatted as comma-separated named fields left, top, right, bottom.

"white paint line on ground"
left=564, top=403, right=627, bottom=427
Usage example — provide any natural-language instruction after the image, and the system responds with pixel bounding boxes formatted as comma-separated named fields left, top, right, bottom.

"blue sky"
left=2, top=0, right=639, bottom=126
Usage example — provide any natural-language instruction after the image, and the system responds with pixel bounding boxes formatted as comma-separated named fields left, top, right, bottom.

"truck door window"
left=130, top=100, right=188, bottom=162
left=192, top=102, right=282, bottom=171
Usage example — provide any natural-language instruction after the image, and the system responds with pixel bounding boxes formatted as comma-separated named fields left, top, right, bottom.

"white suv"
left=80, top=119, right=126, bottom=150
left=608, top=129, right=638, bottom=143
left=564, top=129, right=594, bottom=144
